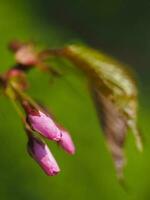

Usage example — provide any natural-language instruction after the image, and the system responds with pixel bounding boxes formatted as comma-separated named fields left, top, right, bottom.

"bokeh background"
left=0, top=0, right=150, bottom=199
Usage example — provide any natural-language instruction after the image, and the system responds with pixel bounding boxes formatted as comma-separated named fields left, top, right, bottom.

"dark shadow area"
left=29, top=0, right=150, bottom=72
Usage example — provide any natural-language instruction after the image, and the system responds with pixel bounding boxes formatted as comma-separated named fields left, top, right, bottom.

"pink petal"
left=28, top=111, right=62, bottom=141
left=58, top=129, right=75, bottom=154
left=28, top=137, right=60, bottom=176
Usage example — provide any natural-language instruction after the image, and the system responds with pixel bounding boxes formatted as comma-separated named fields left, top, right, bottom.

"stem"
left=6, top=83, right=43, bottom=139
left=5, top=85, right=25, bottom=122
left=9, top=96, right=25, bottom=122
left=10, top=81, right=41, bottom=110
left=39, top=49, right=63, bottom=60
left=39, top=49, right=86, bottom=100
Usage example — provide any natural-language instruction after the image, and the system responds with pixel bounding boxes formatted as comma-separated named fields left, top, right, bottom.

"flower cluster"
left=0, top=41, right=75, bottom=176
left=0, top=40, right=142, bottom=182
left=24, top=101, right=75, bottom=176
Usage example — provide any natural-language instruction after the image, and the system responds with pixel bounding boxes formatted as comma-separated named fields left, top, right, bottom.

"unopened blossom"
left=15, top=45, right=38, bottom=66
left=28, top=136, right=60, bottom=176
left=6, top=68, right=23, bottom=78
left=58, top=128, right=75, bottom=155
left=23, top=101, right=62, bottom=141
left=6, top=68, right=28, bottom=90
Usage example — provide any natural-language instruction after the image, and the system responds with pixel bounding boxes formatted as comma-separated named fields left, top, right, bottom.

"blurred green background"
left=0, top=0, right=150, bottom=199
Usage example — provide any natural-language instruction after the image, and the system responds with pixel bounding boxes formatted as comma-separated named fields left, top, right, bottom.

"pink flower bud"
left=23, top=101, right=62, bottom=141
left=58, top=128, right=75, bottom=155
left=28, top=136, right=60, bottom=176
left=15, top=45, right=38, bottom=66
left=6, top=69, right=28, bottom=90
left=6, top=69, right=23, bottom=78
left=29, top=111, right=62, bottom=141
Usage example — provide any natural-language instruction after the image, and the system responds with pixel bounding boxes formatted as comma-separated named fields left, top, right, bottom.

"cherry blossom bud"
left=28, top=136, right=60, bottom=176
left=15, top=45, right=38, bottom=66
left=58, top=128, right=75, bottom=154
left=6, top=68, right=28, bottom=89
left=23, top=101, right=62, bottom=141
left=6, top=69, right=22, bottom=78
